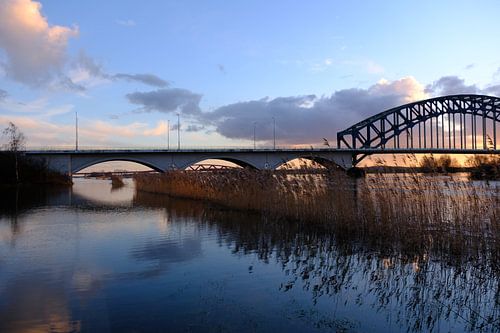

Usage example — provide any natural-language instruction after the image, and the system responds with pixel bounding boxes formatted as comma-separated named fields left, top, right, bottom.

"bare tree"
left=2, top=122, right=25, bottom=182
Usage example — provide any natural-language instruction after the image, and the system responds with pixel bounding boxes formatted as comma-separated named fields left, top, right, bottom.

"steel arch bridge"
left=23, top=94, right=500, bottom=174
left=337, top=94, right=500, bottom=164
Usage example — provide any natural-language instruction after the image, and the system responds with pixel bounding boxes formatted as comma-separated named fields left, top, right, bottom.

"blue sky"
left=0, top=0, right=499, bottom=148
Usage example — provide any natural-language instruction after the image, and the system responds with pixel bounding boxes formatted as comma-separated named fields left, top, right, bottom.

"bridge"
left=24, top=94, right=500, bottom=175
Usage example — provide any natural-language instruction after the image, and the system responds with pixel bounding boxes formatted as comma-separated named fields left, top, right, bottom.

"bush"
left=0, top=152, right=71, bottom=185
left=467, top=155, right=500, bottom=180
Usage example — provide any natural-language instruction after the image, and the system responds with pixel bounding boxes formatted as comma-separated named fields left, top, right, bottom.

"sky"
left=0, top=0, right=500, bottom=149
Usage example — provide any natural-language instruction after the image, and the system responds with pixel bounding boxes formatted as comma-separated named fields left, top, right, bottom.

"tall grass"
left=134, top=162, right=499, bottom=255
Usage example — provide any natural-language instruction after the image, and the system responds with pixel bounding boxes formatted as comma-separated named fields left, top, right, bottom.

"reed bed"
left=134, top=165, right=500, bottom=258
left=133, top=167, right=500, bottom=332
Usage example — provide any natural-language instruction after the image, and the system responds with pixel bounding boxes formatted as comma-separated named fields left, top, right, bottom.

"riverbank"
left=0, top=152, right=71, bottom=185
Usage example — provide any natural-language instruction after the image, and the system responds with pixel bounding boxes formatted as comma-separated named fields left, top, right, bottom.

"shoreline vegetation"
left=134, top=164, right=499, bottom=260
left=0, top=152, right=71, bottom=186
left=1, top=122, right=70, bottom=186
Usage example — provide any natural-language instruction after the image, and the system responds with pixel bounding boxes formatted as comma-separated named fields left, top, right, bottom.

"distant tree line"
left=418, top=154, right=499, bottom=179
left=466, top=155, right=500, bottom=180
left=419, top=155, right=458, bottom=173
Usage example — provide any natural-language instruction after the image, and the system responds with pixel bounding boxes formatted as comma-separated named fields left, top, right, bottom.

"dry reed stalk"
left=134, top=165, right=499, bottom=251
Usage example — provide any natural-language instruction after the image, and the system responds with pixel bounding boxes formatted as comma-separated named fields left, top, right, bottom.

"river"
left=0, top=177, right=499, bottom=332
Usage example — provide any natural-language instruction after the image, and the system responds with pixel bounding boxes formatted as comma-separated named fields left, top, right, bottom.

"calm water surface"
left=0, top=178, right=499, bottom=332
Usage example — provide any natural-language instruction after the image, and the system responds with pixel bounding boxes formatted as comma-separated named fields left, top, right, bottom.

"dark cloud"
left=425, top=76, right=479, bottom=95
left=425, top=75, right=500, bottom=97
left=185, top=124, right=205, bottom=132
left=483, top=84, right=500, bottom=96
left=125, top=75, right=498, bottom=145
left=76, top=51, right=105, bottom=77
left=57, top=75, right=86, bottom=92
left=126, top=88, right=202, bottom=115
left=201, top=77, right=424, bottom=144
left=76, top=51, right=168, bottom=88
left=113, top=73, right=168, bottom=87
left=0, top=88, right=8, bottom=100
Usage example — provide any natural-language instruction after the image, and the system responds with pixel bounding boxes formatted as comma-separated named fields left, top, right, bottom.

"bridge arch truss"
left=337, top=95, right=500, bottom=155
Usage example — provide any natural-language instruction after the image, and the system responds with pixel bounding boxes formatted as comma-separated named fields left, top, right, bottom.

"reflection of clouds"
left=130, top=236, right=202, bottom=263
left=72, top=178, right=135, bottom=206
left=71, top=270, right=103, bottom=294
left=97, top=235, right=203, bottom=282
left=157, top=210, right=170, bottom=235
left=0, top=274, right=81, bottom=333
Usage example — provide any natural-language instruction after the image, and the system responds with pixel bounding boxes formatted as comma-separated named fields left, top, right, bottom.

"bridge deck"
left=24, top=148, right=500, bottom=155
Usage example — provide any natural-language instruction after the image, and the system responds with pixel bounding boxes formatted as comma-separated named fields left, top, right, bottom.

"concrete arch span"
left=26, top=149, right=354, bottom=176
left=72, top=157, right=164, bottom=173
left=269, top=154, right=349, bottom=170
left=178, top=156, right=259, bottom=170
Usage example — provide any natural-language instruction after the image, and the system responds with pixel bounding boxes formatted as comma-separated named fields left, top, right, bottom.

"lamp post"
left=272, top=117, right=276, bottom=150
left=167, top=120, right=170, bottom=150
left=177, top=113, right=180, bottom=150
left=253, top=121, right=256, bottom=149
left=75, top=111, right=79, bottom=151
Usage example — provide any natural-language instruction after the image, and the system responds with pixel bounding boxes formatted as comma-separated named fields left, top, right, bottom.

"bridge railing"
left=17, top=145, right=337, bottom=152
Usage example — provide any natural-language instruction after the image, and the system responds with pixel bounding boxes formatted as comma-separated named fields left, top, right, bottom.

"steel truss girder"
left=337, top=94, right=500, bottom=150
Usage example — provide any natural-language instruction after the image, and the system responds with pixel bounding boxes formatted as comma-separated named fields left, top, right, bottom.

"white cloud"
left=0, top=115, right=170, bottom=147
left=0, top=0, right=79, bottom=86
left=371, top=76, right=427, bottom=102
left=144, top=121, right=167, bottom=136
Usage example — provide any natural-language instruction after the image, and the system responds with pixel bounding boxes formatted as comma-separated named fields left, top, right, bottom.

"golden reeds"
left=134, top=165, right=499, bottom=250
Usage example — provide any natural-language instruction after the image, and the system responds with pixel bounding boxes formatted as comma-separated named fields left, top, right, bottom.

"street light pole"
left=272, top=117, right=276, bottom=150
left=75, top=111, right=79, bottom=151
left=167, top=120, right=170, bottom=150
left=253, top=121, right=256, bottom=149
left=177, top=113, right=180, bottom=150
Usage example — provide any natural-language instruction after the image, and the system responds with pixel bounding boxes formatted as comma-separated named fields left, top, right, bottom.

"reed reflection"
left=0, top=177, right=498, bottom=332
left=134, top=190, right=500, bottom=332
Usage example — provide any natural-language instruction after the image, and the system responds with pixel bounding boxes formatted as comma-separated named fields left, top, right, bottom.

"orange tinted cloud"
left=0, top=0, right=78, bottom=85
